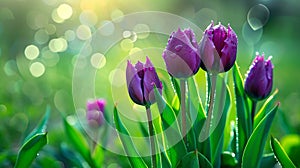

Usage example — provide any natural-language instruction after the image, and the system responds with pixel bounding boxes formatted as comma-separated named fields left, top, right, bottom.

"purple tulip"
left=86, top=99, right=106, bottom=127
left=126, top=57, right=162, bottom=106
left=199, top=21, right=237, bottom=73
left=162, top=28, right=201, bottom=79
left=245, top=54, right=273, bottom=101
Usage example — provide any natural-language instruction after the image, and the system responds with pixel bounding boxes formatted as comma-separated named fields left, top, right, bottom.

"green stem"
left=180, top=79, right=187, bottom=144
left=146, top=106, right=156, bottom=168
left=251, top=101, right=257, bottom=128
left=202, top=74, right=217, bottom=161
left=206, top=74, right=217, bottom=135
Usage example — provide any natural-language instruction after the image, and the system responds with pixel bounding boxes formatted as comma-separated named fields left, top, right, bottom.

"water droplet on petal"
left=247, top=4, right=270, bottom=30
left=175, top=45, right=183, bottom=52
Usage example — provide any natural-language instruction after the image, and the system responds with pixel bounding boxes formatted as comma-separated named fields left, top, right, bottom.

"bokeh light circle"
left=133, top=24, right=150, bottom=39
left=90, top=53, right=106, bottom=69
left=49, top=38, right=68, bottom=52
left=76, top=25, right=92, bottom=40
left=34, top=29, right=49, bottom=44
left=30, top=62, right=45, bottom=77
left=24, top=45, right=40, bottom=60
left=57, top=3, right=73, bottom=20
left=242, top=21, right=263, bottom=45
left=247, top=4, right=270, bottom=30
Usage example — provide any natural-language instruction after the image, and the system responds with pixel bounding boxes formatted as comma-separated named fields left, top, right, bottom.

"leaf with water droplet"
left=15, top=133, right=47, bottom=168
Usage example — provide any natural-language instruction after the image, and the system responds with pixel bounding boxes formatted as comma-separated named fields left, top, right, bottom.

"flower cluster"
left=85, top=21, right=280, bottom=168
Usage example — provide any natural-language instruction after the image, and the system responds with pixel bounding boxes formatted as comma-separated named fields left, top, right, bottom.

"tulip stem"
left=203, top=74, right=217, bottom=160
left=180, top=79, right=187, bottom=144
left=251, top=101, right=257, bottom=128
left=207, top=74, right=217, bottom=131
left=146, top=105, right=156, bottom=168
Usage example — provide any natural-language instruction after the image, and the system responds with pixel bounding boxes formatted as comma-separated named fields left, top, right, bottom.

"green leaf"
left=153, top=87, right=187, bottom=166
left=139, top=122, right=149, bottom=137
left=60, top=143, right=87, bottom=168
left=211, top=77, right=231, bottom=168
left=170, top=76, right=181, bottom=101
left=152, top=109, right=172, bottom=168
left=92, top=144, right=104, bottom=168
left=177, top=151, right=212, bottom=168
left=187, top=77, right=206, bottom=138
left=241, top=103, right=279, bottom=168
left=177, top=151, right=199, bottom=168
left=63, top=117, right=94, bottom=167
left=261, top=153, right=277, bottom=168
left=254, top=89, right=278, bottom=128
left=15, top=133, right=47, bottom=168
left=113, top=106, right=148, bottom=167
left=23, top=105, right=50, bottom=143
left=233, top=63, right=252, bottom=162
left=186, top=77, right=206, bottom=152
left=221, top=151, right=238, bottom=167
left=198, top=151, right=213, bottom=168
left=271, top=136, right=296, bottom=168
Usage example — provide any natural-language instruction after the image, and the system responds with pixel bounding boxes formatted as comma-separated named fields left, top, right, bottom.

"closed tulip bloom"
left=162, top=28, right=201, bottom=79
left=245, top=54, right=273, bottom=101
left=86, top=99, right=106, bottom=127
left=126, top=57, right=162, bottom=106
left=199, top=21, right=237, bottom=73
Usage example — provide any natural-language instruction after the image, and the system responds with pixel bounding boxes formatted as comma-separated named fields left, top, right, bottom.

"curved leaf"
left=154, top=87, right=187, bottom=166
left=15, top=133, right=47, bottom=168
left=271, top=136, right=296, bottom=168
left=254, top=89, right=278, bottom=128
left=63, top=117, right=94, bottom=167
left=221, top=151, right=238, bottom=167
left=241, top=103, right=279, bottom=168
left=233, top=63, right=252, bottom=162
left=261, top=153, right=277, bottom=168
left=23, top=105, right=50, bottom=143
left=177, top=151, right=212, bottom=168
left=113, top=106, right=148, bottom=167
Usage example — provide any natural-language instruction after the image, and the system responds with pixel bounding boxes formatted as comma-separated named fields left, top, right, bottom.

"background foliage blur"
left=0, top=0, right=299, bottom=166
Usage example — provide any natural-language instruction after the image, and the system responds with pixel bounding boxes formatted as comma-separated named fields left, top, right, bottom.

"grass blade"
left=271, top=136, right=296, bottom=168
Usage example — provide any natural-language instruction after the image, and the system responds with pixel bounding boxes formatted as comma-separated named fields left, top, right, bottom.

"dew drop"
left=175, top=45, right=183, bottom=52
left=247, top=4, right=270, bottom=30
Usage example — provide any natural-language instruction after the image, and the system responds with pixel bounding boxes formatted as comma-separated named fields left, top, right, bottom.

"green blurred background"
left=0, top=0, right=299, bottom=166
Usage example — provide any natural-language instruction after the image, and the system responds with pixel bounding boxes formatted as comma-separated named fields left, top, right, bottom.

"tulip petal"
left=245, top=55, right=273, bottom=100
left=135, top=61, right=144, bottom=78
left=96, top=99, right=106, bottom=112
left=163, top=50, right=194, bottom=78
left=126, top=61, right=137, bottom=86
left=143, top=67, right=162, bottom=103
left=199, top=34, right=219, bottom=72
left=163, top=28, right=200, bottom=78
left=212, top=23, right=227, bottom=56
left=128, top=73, right=145, bottom=105
left=220, top=25, right=237, bottom=72
left=126, top=61, right=145, bottom=105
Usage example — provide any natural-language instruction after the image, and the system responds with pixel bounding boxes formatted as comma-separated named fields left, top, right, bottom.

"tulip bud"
left=86, top=99, right=106, bottom=127
left=126, top=56, right=162, bottom=106
left=245, top=54, right=273, bottom=101
left=162, top=28, right=201, bottom=79
left=199, top=21, right=237, bottom=73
